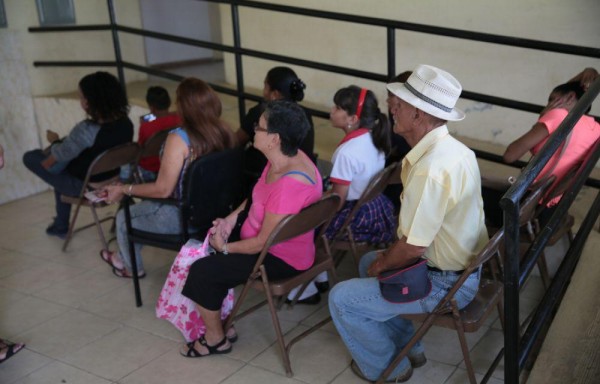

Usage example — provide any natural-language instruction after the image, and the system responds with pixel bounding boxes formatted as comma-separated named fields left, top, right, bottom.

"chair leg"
left=259, top=266, right=293, bottom=377
left=497, top=298, right=505, bottom=333
left=333, top=249, right=347, bottom=268
left=536, top=251, right=551, bottom=289
left=128, top=237, right=143, bottom=307
left=376, top=316, right=436, bottom=384
left=451, top=300, right=477, bottom=384
left=223, top=278, right=255, bottom=332
left=348, top=234, right=361, bottom=268
left=90, top=205, right=110, bottom=251
left=62, top=199, right=82, bottom=252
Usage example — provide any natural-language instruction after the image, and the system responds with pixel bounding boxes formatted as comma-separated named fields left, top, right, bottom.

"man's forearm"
left=369, top=236, right=427, bottom=276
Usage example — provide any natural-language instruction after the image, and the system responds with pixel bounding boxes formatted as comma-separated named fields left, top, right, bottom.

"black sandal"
left=180, top=335, right=231, bottom=358
left=226, top=326, right=238, bottom=343
left=0, top=342, right=25, bottom=364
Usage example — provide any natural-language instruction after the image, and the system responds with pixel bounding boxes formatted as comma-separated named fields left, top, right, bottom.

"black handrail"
left=500, top=77, right=600, bottom=382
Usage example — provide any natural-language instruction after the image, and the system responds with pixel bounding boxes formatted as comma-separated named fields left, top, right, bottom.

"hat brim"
left=387, top=83, right=465, bottom=122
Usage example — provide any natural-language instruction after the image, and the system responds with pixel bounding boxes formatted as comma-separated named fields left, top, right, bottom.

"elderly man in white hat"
left=329, top=64, right=488, bottom=383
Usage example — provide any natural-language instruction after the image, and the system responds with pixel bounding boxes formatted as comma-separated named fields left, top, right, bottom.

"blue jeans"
left=119, top=164, right=157, bottom=183
left=329, top=251, right=480, bottom=381
left=115, top=200, right=182, bottom=272
left=23, top=149, right=83, bottom=228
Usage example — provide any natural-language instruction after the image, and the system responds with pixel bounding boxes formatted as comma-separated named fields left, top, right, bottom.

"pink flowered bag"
left=156, top=234, right=234, bottom=342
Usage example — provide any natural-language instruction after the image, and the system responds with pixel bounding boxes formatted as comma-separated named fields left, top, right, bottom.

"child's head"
left=550, top=81, right=590, bottom=113
left=146, top=86, right=171, bottom=112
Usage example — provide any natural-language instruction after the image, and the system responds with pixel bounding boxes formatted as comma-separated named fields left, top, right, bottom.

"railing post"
left=386, top=27, right=396, bottom=81
left=501, top=197, right=521, bottom=384
left=106, top=0, right=126, bottom=95
left=231, top=3, right=246, bottom=123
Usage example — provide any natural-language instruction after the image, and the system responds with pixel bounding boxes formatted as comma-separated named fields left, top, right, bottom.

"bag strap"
left=282, top=170, right=316, bottom=185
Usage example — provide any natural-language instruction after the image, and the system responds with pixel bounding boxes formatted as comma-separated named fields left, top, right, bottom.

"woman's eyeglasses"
left=253, top=123, right=269, bottom=133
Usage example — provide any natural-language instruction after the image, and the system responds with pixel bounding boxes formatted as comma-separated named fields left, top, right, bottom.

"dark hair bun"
left=289, top=79, right=306, bottom=102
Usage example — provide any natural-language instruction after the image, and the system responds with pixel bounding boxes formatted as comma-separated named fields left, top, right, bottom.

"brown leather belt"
left=427, top=265, right=476, bottom=275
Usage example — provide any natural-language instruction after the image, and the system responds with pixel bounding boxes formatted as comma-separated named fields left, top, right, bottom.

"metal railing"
left=500, top=77, right=600, bottom=382
left=28, top=1, right=600, bottom=382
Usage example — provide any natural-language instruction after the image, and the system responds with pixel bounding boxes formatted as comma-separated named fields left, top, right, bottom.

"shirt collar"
left=403, top=125, right=449, bottom=167
left=338, top=128, right=370, bottom=147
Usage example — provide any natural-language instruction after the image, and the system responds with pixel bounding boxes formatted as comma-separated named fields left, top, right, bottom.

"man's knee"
left=328, top=280, right=353, bottom=310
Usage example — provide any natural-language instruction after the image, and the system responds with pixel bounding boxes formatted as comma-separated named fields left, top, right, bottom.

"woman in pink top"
left=180, top=100, right=322, bottom=358
left=500, top=68, right=600, bottom=223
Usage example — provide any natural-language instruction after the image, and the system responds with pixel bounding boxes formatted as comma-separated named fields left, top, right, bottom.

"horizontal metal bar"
left=205, top=0, right=600, bottom=58
left=28, top=24, right=110, bottom=32
left=117, top=25, right=236, bottom=53
left=33, top=61, right=117, bottom=67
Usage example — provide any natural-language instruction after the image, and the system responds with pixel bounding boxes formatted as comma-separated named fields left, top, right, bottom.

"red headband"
left=355, top=88, right=368, bottom=120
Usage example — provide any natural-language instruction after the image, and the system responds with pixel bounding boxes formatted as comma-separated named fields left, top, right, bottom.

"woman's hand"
left=209, top=230, right=227, bottom=252
left=46, top=130, right=60, bottom=144
left=41, top=154, right=57, bottom=170
left=103, top=183, right=125, bottom=204
left=578, top=68, right=599, bottom=90
left=210, top=218, right=234, bottom=241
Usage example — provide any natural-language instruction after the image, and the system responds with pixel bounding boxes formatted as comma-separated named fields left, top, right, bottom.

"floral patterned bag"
left=155, top=235, right=235, bottom=342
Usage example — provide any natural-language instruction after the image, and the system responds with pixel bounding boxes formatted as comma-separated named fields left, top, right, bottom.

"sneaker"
left=408, top=351, right=427, bottom=368
left=46, top=222, right=68, bottom=239
left=285, top=292, right=321, bottom=305
left=315, top=281, right=330, bottom=293
left=350, top=359, right=413, bottom=383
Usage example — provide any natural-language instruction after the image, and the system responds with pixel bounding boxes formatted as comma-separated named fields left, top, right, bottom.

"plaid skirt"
left=325, top=194, right=396, bottom=244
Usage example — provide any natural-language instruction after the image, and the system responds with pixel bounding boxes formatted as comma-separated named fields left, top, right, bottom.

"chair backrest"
left=182, top=148, right=245, bottom=233
left=538, top=161, right=581, bottom=208
left=252, top=194, right=341, bottom=272
left=431, top=229, right=505, bottom=315
left=85, top=142, right=141, bottom=180
left=518, top=175, right=556, bottom=226
left=138, top=128, right=172, bottom=159
left=332, top=161, right=400, bottom=241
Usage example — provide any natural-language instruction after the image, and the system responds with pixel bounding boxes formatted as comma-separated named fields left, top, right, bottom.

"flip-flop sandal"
left=112, top=266, right=146, bottom=279
left=180, top=336, right=231, bottom=358
left=0, top=343, right=25, bottom=365
left=99, top=250, right=124, bottom=270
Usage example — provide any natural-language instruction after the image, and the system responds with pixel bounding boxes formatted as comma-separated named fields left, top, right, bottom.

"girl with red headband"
left=299, top=86, right=396, bottom=299
left=326, top=85, right=395, bottom=243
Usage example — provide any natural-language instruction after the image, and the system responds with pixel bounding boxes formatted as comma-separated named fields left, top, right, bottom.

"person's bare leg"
left=180, top=306, right=230, bottom=356
left=199, top=306, right=226, bottom=346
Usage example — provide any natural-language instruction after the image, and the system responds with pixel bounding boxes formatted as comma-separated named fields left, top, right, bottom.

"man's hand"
left=367, top=251, right=387, bottom=277
left=368, top=236, right=428, bottom=277
left=46, top=130, right=60, bottom=144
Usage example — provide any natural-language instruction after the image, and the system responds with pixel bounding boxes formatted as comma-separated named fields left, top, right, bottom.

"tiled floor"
left=0, top=186, right=581, bottom=384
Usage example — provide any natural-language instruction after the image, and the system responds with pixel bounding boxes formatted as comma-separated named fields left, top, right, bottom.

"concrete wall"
left=219, top=0, right=600, bottom=148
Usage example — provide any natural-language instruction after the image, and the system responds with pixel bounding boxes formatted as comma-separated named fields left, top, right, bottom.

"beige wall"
left=219, top=0, right=600, bottom=148
left=5, top=0, right=147, bottom=96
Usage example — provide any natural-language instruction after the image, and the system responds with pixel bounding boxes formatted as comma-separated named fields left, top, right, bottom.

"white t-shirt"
left=330, top=128, right=385, bottom=201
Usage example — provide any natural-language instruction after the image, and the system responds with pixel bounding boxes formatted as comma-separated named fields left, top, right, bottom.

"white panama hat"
left=386, top=64, right=465, bottom=121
